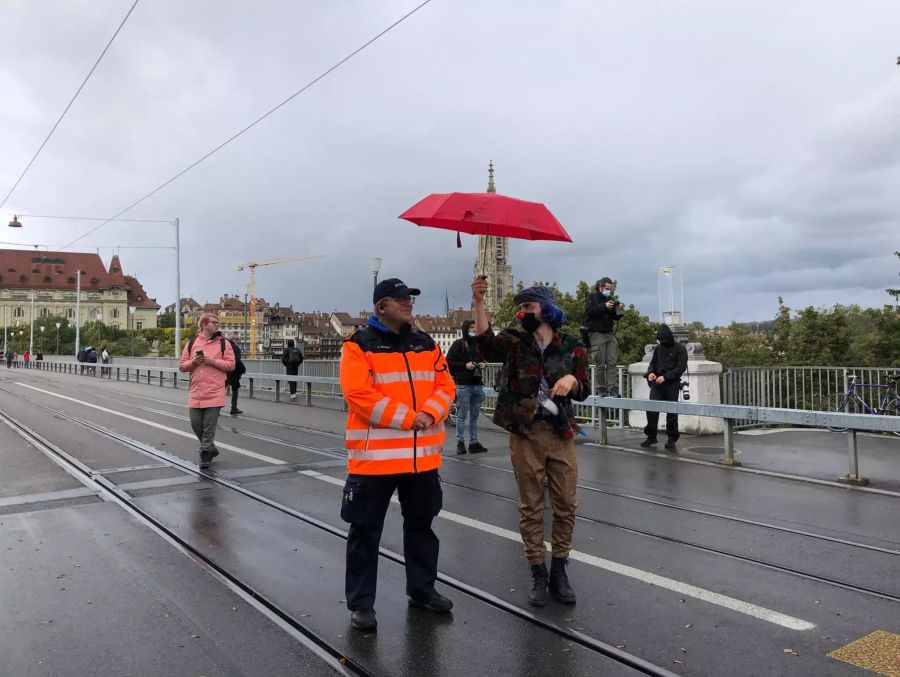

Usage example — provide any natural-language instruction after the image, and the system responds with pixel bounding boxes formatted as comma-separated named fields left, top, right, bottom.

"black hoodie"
left=446, top=320, right=484, bottom=386
left=646, top=324, right=687, bottom=385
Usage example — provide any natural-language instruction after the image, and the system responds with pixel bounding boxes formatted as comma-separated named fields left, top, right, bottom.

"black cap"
left=373, top=278, right=421, bottom=304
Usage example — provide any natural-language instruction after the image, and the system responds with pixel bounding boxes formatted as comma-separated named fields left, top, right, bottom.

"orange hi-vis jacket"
left=340, top=318, right=456, bottom=475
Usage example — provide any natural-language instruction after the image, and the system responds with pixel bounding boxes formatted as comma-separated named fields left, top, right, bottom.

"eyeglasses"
left=386, top=296, right=415, bottom=305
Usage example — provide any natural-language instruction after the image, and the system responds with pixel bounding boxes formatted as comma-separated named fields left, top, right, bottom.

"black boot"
left=549, top=557, right=576, bottom=604
left=528, top=563, right=548, bottom=607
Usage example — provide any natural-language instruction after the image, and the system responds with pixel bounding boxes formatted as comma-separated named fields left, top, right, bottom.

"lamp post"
left=129, top=306, right=136, bottom=356
left=95, top=309, right=102, bottom=347
left=370, top=257, right=383, bottom=289
left=17, top=330, right=23, bottom=353
left=75, top=269, right=81, bottom=358
left=28, top=288, right=34, bottom=358
left=2, top=306, right=7, bottom=354
left=39, top=325, right=45, bottom=353
left=55, top=322, right=61, bottom=355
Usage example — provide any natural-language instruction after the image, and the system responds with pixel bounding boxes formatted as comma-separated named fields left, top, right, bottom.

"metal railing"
left=722, top=366, right=899, bottom=427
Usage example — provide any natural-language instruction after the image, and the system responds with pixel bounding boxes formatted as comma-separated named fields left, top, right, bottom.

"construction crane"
left=236, top=254, right=324, bottom=358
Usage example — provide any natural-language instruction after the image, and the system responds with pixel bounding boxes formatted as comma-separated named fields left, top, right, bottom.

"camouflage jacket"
left=476, top=326, right=590, bottom=437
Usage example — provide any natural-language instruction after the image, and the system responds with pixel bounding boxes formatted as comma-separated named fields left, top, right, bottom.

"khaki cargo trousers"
left=509, top=420, right=578, bottom=564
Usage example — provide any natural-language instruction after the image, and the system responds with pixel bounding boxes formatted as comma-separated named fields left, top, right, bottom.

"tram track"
left=11, top=378, right=900, bottom=604
left=0, top=385, right=680, bottom=677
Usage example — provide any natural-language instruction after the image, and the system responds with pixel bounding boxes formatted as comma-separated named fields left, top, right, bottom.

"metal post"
left=3, top=306, right=7, bottom=354
left=29, top=289, right=34, bottom=358
left=590, top=364, right=597, bottom=427
left=839, top=429, right=869, bottom=485
left=174, top=218, right=182, bottom=359
left=275, top=379, right=281, bottom=402
left=74, top=269, right=81, bottom=357
left=719, top=419, right=742, bottom=466
left=249, top=378, right=254, bottom=399
left=599, top=406, right=608, bottom=445
left=306, top=381, right=313, bottom=406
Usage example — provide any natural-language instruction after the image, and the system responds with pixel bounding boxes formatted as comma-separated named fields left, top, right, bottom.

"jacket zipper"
left=401, top=351, right=418, bottom=473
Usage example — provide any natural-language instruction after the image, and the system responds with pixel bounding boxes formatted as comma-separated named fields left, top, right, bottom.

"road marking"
left=13, top=382, right=287, bottom=465
left=301, top=469, right=816, bottom=632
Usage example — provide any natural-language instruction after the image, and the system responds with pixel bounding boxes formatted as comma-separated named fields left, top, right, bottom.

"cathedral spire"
left=487, top=160, right=495, bottom=193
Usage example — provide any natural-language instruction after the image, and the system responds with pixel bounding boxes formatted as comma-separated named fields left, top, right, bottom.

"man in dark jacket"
left=473, top=276, right=590, bottom=607
left=584, top=277, right=624, bottom=395
left=445, top=319, right=488, bottom=454
left=641, top=324, right=688, bottom=450
left=281, top=339, right=304, bottom=401
left=226, top=334, right=245, bottom=415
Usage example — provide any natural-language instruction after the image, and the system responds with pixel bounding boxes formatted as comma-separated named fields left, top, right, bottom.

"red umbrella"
left=399, top=192, right=572, bottom=245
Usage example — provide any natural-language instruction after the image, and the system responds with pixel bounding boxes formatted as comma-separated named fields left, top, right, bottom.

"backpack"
left=188, top=337, right=226, bottom=359
left=77, top=349, right=86, bottom=363
left=286, top=347, right=303, bottom=367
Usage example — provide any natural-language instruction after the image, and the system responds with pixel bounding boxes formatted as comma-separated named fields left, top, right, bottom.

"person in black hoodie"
left=445, top=319, right=488, bottom=454
left=641, top=324, right=688, bottom=450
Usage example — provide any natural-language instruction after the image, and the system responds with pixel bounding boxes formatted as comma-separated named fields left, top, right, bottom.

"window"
left=111, top=308, right=119, bottom=319
left=66, top=308, right=75, bottom=319
left=136, top=321, right=143, bottom=330
left=43, top=276, right=52, bottom=283
left=40, top=308, right=49, bottom=318
left=14, top=307, right=24, bottom=318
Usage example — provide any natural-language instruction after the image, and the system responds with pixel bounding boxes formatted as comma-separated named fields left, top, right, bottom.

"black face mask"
left=517, top=312, right=540, bottom=333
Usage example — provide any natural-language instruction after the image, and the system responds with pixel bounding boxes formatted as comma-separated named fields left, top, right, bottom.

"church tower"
left=474, top=161, right=514, bottom=314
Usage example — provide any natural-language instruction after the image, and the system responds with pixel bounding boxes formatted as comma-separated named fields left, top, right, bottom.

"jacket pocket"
left=340, top=477, right=372, bottom=525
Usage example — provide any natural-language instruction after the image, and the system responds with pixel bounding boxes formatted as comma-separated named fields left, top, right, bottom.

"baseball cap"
left=373, top=278, right=422, bottom=304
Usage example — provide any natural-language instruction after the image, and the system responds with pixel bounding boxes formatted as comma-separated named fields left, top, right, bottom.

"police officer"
left=339, top=278, right=456, bottom=631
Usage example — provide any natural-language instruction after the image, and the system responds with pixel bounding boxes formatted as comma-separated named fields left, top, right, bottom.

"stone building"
left=473, top=161, right=514, bottom=315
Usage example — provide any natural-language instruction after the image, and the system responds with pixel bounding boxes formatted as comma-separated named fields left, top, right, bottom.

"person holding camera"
left=179, top=313, right=235, bottom=469
left=472, top=276, right=590, bottom=607
left=446, top=319, right=488, bottom=454
left=641, top=324, right=688, bottom=451
left=584, top=277, right=624, bottom=396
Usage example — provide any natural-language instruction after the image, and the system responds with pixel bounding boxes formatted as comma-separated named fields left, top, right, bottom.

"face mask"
left=601, top=290, right=611, bottom=297
left=467, top=331, right=476, bottom=338
left=516, top=311, right=540, bottom=333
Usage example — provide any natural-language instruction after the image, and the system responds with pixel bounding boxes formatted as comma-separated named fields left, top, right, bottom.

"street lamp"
left=17, top=330, right=23, bottom=352
left=95, top=309, right=102, bottom=347
left=370, top=257, right=383, bottom=289
left=55, top=322, right=61, bottom=355
left=129, top=306, right=136, bottom=356
left=39, top=325, right=45, bottom=353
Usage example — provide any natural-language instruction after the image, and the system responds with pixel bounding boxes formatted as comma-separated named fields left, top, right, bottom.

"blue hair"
left=540, top=302, right=566, bottom=329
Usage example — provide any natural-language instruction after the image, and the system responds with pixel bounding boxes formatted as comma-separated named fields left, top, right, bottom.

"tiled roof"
left=0, top=249, right=115, bottom=290
left=123, top=276, right=160, bottom=309
left=107, top=255, right=128, bottom=288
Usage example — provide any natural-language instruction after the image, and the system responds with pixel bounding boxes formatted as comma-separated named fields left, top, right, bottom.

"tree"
left=158, top=312, right=176, bottom=328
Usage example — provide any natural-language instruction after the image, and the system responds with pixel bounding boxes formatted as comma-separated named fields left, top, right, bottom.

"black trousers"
left=286, top=367, right=299, bottom=394
left=644, top=382, right=680, bottom=441
left=340, top=470, right=442, bottom=611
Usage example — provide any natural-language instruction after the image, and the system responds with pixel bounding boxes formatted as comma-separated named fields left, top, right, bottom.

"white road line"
left=300, top=470, right=816, bottom=632
left=13, top=382, right=287, bottom=465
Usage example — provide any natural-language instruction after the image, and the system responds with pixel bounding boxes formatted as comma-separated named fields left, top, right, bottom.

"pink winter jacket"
left=179, top=333, right=235, bottom=408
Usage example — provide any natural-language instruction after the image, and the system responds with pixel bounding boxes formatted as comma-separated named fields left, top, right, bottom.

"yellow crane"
left=236, top=254, right=324, bottom=358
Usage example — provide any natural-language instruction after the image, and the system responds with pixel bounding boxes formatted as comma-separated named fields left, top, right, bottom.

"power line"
left=0, top=0, right=141, bottom=212
left=16, top=214, right=170, bottom=223
left=59, top=0, right=435, bottom=251
left=0, top=240, right=173, bottom=250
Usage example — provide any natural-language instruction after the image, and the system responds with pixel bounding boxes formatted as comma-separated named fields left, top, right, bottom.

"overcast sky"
left=2, top=0, right=898, bottom=326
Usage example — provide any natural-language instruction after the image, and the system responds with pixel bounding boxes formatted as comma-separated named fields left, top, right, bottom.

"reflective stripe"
left=423, top=396, right=448, bottom=418
left=348, top=444, right=443, bottom=461
left=390, top=403, right=410, bottom=428
left=369, top=397, right=390, bottom=425
left=345, top=423, right=442, bottom=441
left=372, top=370, right=436, bottom=384
left=433, top=389, right=454, bottom=405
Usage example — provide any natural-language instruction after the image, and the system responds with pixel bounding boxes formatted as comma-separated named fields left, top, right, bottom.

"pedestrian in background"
left=179, top=314, right=235, bottom=469
left=641, top=324, right=688, bottom=451
left=226, top=334, right=245, bottom=416
left=23, top=349, right=30, bottom=369
left=281, top=339, right=304, bottom=400
left=100, top=346, right=110, bottom=376
left=339, top=277, right=456, bottom=631
left=446, top=319, right=488, bottom=454
left=584, top=277, right=624, bottom=396
left=4, top=349, right=12, bottom=368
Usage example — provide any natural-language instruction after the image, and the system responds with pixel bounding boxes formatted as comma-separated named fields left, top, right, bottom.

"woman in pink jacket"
left=179, top=314, right=235, bottom=469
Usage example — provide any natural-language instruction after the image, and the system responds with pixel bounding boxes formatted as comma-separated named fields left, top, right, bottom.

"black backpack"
left=286, top=347, right=303, bottom=367
left=76, top=349, right=86, bottom=363
left=188, top=337, right=226, bottom=359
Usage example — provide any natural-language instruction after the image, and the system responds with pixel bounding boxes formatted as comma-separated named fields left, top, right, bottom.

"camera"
left=679, top=380, right=690, bottom=401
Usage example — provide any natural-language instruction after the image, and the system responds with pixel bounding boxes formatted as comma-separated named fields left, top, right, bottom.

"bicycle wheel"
left=823, top=393, right=849, bottom=432
left=446, top=399, right=458, bottom=427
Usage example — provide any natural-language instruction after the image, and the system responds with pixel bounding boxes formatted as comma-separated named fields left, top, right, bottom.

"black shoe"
left=640, top=438, right=658, bottom=448
left=528, top=562, right=549, bottom=606
left=408, top=590, right=453, bottom=614
left=608, top=388, right=621, bottom=397
left=198, top=451, right=213, bottom=469
left=210, top=448, right=220, bottom=459
left=596, top=387, right=608, bottom=397
left=350, top=608, right=377, bottom=631
left=549, top=557, right=576, bottom=604
left=456, top=441, right=467, bottom=455
left=230, top=409, right=242, bottom=416
left=665, top=439, right=677, bottom=450
left=468, top=441, right=488, bottom=454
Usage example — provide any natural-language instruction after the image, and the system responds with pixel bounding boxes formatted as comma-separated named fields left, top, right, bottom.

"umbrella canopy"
left=399, top=192, right=572, bottom=243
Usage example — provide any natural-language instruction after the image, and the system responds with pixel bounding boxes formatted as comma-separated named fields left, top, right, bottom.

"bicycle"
left=823, top=373, right=900, bottom=436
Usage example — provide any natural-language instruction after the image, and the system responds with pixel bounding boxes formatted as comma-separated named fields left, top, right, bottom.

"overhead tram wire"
left=58, top=0, right=435, bottom=251
left=0, top=0, right=141, bottom=212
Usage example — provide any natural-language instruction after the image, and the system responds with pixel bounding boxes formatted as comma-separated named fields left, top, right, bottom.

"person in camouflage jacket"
left=472, top=277, right=590, bottom=608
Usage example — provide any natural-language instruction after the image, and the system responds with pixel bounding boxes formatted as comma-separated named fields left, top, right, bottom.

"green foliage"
left=158, top=312, right=176, bottom=328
